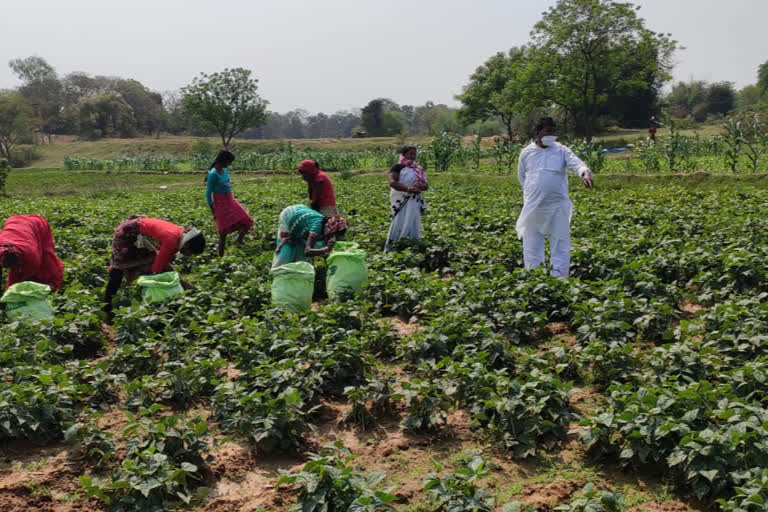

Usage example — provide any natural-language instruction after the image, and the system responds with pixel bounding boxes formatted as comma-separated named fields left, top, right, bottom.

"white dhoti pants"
left=522, top=230, right=571, bottom=277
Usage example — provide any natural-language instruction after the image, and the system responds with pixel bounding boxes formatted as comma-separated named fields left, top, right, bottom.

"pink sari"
left=398, top=155, right=428, bottom=187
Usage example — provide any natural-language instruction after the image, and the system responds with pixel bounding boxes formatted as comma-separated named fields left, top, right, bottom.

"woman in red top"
left=297, top=160, right=338, bottom=216
left=0, top=215, right=64, bottom=291
left=102, top=216, right=205, bottom=319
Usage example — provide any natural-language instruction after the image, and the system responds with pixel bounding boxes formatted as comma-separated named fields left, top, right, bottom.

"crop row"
left=2, top=175, right=768, bottom=509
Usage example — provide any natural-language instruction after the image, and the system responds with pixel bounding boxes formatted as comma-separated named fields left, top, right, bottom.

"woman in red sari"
left=297, top=159, right=338, bottom=216
left=206, top=150, right=254, bottom=256
left=0, top=215, right=64, bottom=291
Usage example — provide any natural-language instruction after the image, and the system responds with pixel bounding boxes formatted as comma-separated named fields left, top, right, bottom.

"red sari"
left=0, top=215, right=65, bottom=291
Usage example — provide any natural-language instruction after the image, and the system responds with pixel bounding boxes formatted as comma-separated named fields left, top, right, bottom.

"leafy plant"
left=423, top=455, right=495, bottom=512
left=278, top=443, right=398, bottom=512
left=723, top=118, right=745, bottom=173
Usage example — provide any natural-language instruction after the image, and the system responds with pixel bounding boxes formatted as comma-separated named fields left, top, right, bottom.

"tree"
left=737, top=85, right=763, bottom=110
left=530, top=0, right=677, bottom=140
left=113, top=79, right=165, bottom=136
left=181, top=68, right=268, bottom=148
left=706, top=82, right=736, bottom=116
left=758, top=60, right=768, bottom=97
left=0, top=91, right=33, bottom=164
left=666, top=80, right=708, bottom=120
left=457, top=47, right=536, bottom=139
left=74, top=92, right=136, bottom=139
left=361, top=99, right=384, bottom=135
left=9, top=56, right=62, bottom=141
left=361, top=98, right=406, bottom=136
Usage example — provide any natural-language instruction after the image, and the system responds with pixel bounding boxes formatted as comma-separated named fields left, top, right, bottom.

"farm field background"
left=2, top=169, right=768, bottom=511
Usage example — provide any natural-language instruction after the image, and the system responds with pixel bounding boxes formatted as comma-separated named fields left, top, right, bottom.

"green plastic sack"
left=136, top=271, right=184, bottom=304
left=1, top=281, right=54, bottom=322
left=326, top=241, right=368, bottom=299
left=271, top=261, right=315, bottom=313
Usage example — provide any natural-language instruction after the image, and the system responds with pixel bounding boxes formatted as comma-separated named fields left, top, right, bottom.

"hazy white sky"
left=1, top=0, right=765, bottom=113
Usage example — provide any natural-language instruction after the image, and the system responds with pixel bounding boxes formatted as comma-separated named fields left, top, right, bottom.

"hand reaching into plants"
left=581, top=170, right=594, bottom=189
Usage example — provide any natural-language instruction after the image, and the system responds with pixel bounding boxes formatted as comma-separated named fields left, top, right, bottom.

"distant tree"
left=758, top=59, right=768, bottom=97
left=666, top=80, right=709, bottom=120
left=181, top=68, right=268, bottom=148
left=361, top=99, right=384, bottom=135
left=360, top=98, right=405, bottom=136
left=530, top=0, right=677, bottom=140
left=0, top=90, right=33, bottom=163
left=457, top=48, right=535, bottom=140
left=415, top=102, right=462, bottom=135
left=8, top=56, right=62, bottom=141
left=737, top=85, right=763, bottom=110
left=74, top=92, right=136, bottom=139
left=380, top=109, right=408, bottom=136
left=706, top=82, right=736, bottom=116
left=113, top=79, right=165, bottom=136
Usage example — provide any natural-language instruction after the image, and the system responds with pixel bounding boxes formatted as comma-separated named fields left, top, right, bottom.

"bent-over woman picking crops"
left=206, top=150, right=254, bottom=256
left=385, top=146, right=428, bottom=251
left=102, top=216, right=205, bottom=321
left=0, top=214, right=65, bottom=291
left=272, top=205, right=347, bottom=268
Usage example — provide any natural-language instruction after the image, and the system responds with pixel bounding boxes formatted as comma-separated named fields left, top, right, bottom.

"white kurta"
left=516, top=141, right=589, bottom=276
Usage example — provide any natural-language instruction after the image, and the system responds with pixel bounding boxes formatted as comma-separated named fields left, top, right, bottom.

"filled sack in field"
left=136, top=271, right=184, bottom=304
left=326, top=241, right=368, bottom=300
left=1, top=281, right=55, bottom=322
left=271, top=261, right=315, bottom=313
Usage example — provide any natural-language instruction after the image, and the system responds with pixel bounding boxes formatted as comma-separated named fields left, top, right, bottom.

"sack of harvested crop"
left=271, top=261, right=315, bottom=313
left=326, top=241, right=368, bottom=300
left=136, top=271, right=184, bottom=304
left=1, top=281, right=54, bottom=322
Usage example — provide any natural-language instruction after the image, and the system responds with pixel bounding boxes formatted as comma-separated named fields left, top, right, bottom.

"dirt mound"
left=517, top=479, right=584, bottom=510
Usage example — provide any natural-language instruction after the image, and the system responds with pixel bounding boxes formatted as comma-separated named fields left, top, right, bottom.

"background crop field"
left=2, top=170, right=768, bottom=511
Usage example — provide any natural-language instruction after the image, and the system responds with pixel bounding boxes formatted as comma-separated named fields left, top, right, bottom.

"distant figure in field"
left=516, top=117, right=593, bottom=277
left=648, top=119, right=659, bottom=142
left=103, top=216, right=205, bottom=319
left=272, top=205, right=347, bottom=268
left=385, top=146, right=428, bottom=251
left=206, top=150, right=254, bottom=256
left=297, top=159, right=338, bottom=216
left=0, top=215, right=64, bottom=291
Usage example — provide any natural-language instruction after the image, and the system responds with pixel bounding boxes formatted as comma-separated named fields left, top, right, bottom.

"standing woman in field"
left=385, top=146, right=428, bottom=251
left=206, top=150, right=254, bottom=256
left=297, top=159, right=338, bottom=216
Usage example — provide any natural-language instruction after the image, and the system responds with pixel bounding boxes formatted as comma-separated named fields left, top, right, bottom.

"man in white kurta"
left=516, top=117, right=593, bottom=277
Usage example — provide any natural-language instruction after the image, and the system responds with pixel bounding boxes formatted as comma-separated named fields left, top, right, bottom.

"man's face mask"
left=541, top=135, right=557, bottom=147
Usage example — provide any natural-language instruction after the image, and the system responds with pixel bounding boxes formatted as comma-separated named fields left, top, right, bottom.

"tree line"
left=2, top=0, right=767, bottom=165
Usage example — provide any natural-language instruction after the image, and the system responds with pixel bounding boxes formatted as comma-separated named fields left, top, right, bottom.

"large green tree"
left=361, top=98, right=406, bottom=136
left=74, top=92, right=136, bottom=139
left=456, top=47, right=537, bottom=139
left=113, top=79, right=165, bottom=136
left=8, top=56, right=62, bottom=141
left=181, top=68, right=268, bottom=148
left=530, top=0, right=677, bottom=140
left=0, top=90, right=33, bottom=163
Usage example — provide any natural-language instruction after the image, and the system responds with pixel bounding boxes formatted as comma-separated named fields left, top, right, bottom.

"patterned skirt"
left=110, top=217, right=155, bottom=281
left=214, top=193, right=254, bottom=234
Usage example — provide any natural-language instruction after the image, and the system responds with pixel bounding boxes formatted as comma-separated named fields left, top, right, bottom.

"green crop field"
left=2, top=170, right=768, bottom=511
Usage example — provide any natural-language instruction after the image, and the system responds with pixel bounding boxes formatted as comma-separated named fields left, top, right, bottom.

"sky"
left=0, top=0, right=766, bottom=114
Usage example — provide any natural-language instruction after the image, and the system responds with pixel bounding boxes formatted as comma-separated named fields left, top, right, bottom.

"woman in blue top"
left=206, top=150, right=254, bottom=256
